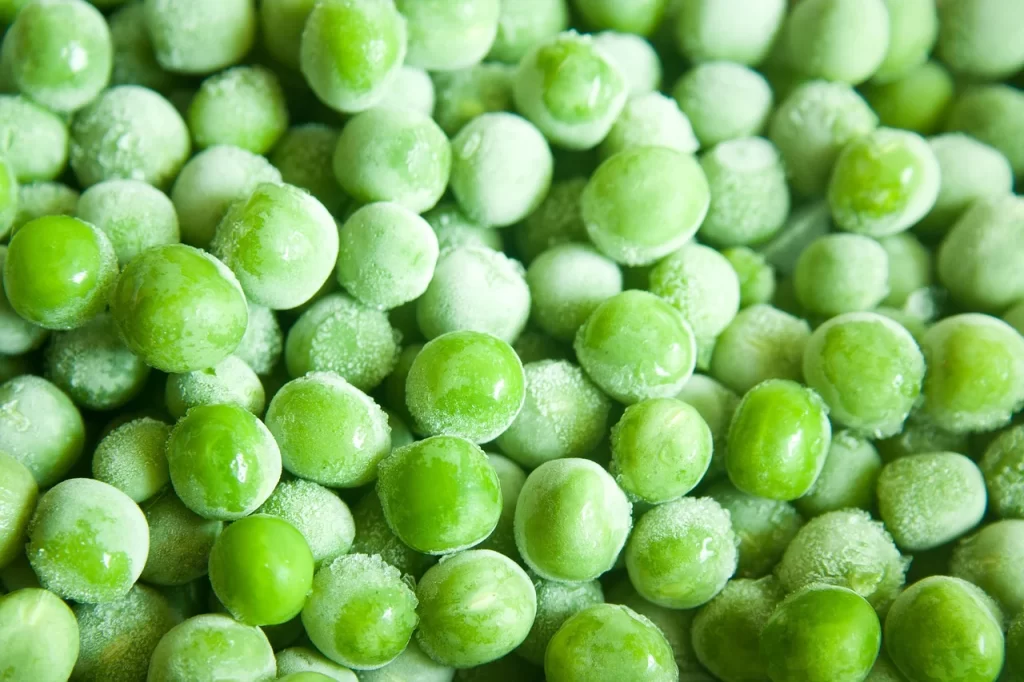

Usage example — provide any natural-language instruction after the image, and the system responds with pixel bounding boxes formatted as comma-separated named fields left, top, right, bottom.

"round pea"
left=793, top=234, right=890, bottom=317
left=0, top=588, right=79, bottom=682
left=599, top=91, right=698, bottom=159
left=0, top=453, right=36, bottom=570
left=165, top=355, right=265, bottom=420
left=517, top=577, right=603, bottom=666
left=937, top=0, right=1024, bottom=80
left=796, top=431, right=883, bottom=517
left=144, top=0, right=256, bottom=75
left=710, top=304, right=811, bottom=395
left=0, top=375, right=85, bottom=488
left=276, top=646, right=358, bottom=682
left=349, top=491, right=436, bottom=581
left=256, top=478, right=355, bottom=569
left=397, top=0, right=500, bottom=72
left=672, top=61, right=773, bottom=148
left=945, top=84, right=1024, bottom=180
left=188, top=66, right=288, bottom=155
left=0, top=95, right=70, bottom=183
left=675, top=0, right=785, bottom=66
left=140, top=490, right=223, bottom=587
left=91, top=417, right=171, bottom=504
left=980, top=424, right=1024, bottom=519
left=784, top=0, right=890, bottom=85
left=148, top=613, right=275, bottom=682
left=76, top=180, right=180, bottom=267
left=950, top=519, right=1024, bottom=617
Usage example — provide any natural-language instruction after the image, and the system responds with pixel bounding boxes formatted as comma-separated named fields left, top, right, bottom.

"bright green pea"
left=209, top=514, right=313, bottom=626
left=877, top=452, right=987, bottom=551
left=918, top=314, right=1024, bottom=433
left=0, top=588, right=79, bottom=682
left=276, top=647, right=358, bottom=682
left=350, top=491, right=436, bottom=580
left=863, top=61, right=954, bottom=136
left=0, top=246, right=48, bottom=355
left=0, top=375, right=85, bottom=488
left=266, top=372, right=391, bottom=488
left=574, top=290, right=696, bottom=403
left=0, top=453, right=36, bottom=570
left=951, top=519, right=1024, bottom=616
left=143, top=0, right=256, bottom=75
left=111, top=244, right=248, bottom=373
left=517, top=577, right=603, bottom=666
left=672, top=61, right=773, bottom=149
left=761, top=585, right=881, bottom=682
left=980, top=424, right=1024, bottom=519
left=416, top=549, right=536, bottom=668
left=140, top=490, right=222, bottom=587
left=691, top=576, right=785, bottom=682
left=396, top=0, right=500, bottom=71
left=937, top=0, right=1024, bottom=80
left=793, top=234, right=890, bottom=317
left=300, top=0, right=407, bottom=113
left=796, top=431, right=882, bottom=517
left=515, top=458, right=631, bottom=582
left=544, top=603, right=678, bottom=682
left=884, top=576, right=1004, bottom=682
left=945, top=84, right=1024, bottom=180
left=723, top=246, right=776, bottom=308
left=4, top=0, right=112, bottom=113
left=406, top=330, right=526, bottom=443
left=625, top=496, right=737, bottom=609
left=572, top=0, right=666, bottom=36
left=92, top=417, right=170, bottom=504
left=675, top=0, right=785, bottom=66
left=148, top=613, right=276, bottom=682
left=302, top=553, right=419, bottom=670
left=166, top=404, right=281, bottom=521
left=4, top=215, right=116, bottom=331
left=582, top=146, right=709, bottom=266
left=27, top=478, right=148, bottom=603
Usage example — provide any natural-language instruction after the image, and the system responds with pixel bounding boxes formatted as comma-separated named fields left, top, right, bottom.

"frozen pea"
left=575, top=290, right=697, bottom=403
left=879, top=233, right=932, bottom=308
left=723, top=247, right=776, bottom=308
left=256, top=479, right=354, bottom=568
left=476, top=453, right=526, bottom=561
left=431, top=63, right=515, bottom=136
left=142, top=0, right=254, bottom=73
left=69, top=85, right=190, bottom=189
left=526, top=244, right=623, bottom=343
left=27, top=478, right=148, bottom=603
left=828, top=128, right=941, bottom=238
left=583, top=147, right=709, bottom=266
left=140, top=490, right=222, bottom=586
left=793, top=234, right=889, bottom=317
left=777, top=509, right=907, bottom=613
left=0, top=375, right=85, bottom=488
left=350, top=491, right=435, bottom=580
left=148, top=614, right=276, bottom=682
left=761, top=585, right=881, bottom=682
left=377, top=435, right=501, bottom=554
left=727, top=379, right=831, bottom=501
left=450, top=112, right=553, bottom=227
left=545, top=603, right=678, bottom=682
left=171, top=145, right=282, bottom=248
left=937, top=0, right=1024, bottom=80
left=300, top=0, right=406, bottom=113
left=397, top=0, right=499, bottom=71
left=517, top=577, right=603, bottom=666
left=784, top=0, right=889, bottom=84
left=111, top=244, right=248, bottom=373
left=4, top=0, right=112, bottom=113
left=938, top=194, right=1024, bottom=312
left=802, top=313, right=924, bottom=438
left=951, top=519, right=1024, bottom=616
left=188, top=66, right=288, bottom=155
left=863, top=61, right=954, bottom=136
left=0, top=453, right=36, bottom=569
left=884, top=576, right=1004, bottom=682
left=916, top=134, right=1014, bottom=239
left=590, top=34, right=661, bottom=101
left=627, top=496, right=736, bottom=609
left=611, top=398, right=712, bottom=504
left=599, top=92, right=696, bottom=159
left=691, top=577, right=785, bottom=682
left=76, top=180, right=179, bottom=266
left=496, top=359, right=612, bottom=469
left=706, top=480, right=803, bottom=578
left=0, top=588, right=79, bottom=682
left=165, top=355, right=264, bottom=419
left=514, top=177, right=587, bottom=262
left=359, top=639, right=453, bottom=682
left=417, top=246, right=529, bottom=344
left=425, top=202, right=504, bottom=253
left=73, top=585, right=179, bottom=682
left=212, top=182, right=339, bottom=310
left=769, top=81, right=878, bottom=197
left=108, top=2, right=178, bottom=92
left=945, top=84, right=1024, bottom=179
left=918, top=314, right=1024, bottom=433
left=266, top=372, right=391, bottom=488
left=406, top=330, right=525, bottom=443
left=674, top=0, right=785, bottom=66
left=980, top=425, right=1024, bottom=519
left=515, top=458, right=631, bottom=582
left=572, top=0, right=666, bottom=36
left=710, top=304, right=811, bottom=395
left=514, top=31, right=628, bottom=150
left=285, top=293, right=400, bottom=392
left=874, top=0, right=938, bottom=83
left=375, top=66, right=436, bottom=116
left=303, top=554, right=419, bottom=670
left=12, top=174, right=80, bottom=230
left=92, top=417, right=170, bottom=504
left=0, top=247, right=48, bottom=357
left=235, top=303, right=283, bottom=376
left=0, top=95, right=69, bottom=183
left=333, top=108, right=451, bottom=214
left=796, top=431, right=882, bottom=517
left=270, top=124, right=348, bottom=217
left=877, top=452, right=987, bottom=551
left=259, top=0, right=315, bottom=70
left=672, top=61, right=773, bottom=148
left=276, top=647, right=358, bottom=682
left=488, top=0, right=568, bottom=63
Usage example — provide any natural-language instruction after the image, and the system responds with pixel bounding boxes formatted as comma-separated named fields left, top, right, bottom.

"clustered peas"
left=1, top=0, right=1024, bottom=681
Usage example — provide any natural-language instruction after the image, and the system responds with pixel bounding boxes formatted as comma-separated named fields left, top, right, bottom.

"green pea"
left=675, top=0, right=785, bottom=66
left=723, top=246, right=776, bottom=309
left=140, top=490, right=223, bottom=587
left=91, top=417, right=171, bottom=504
left=350, top=491, right=436, bottom=580
left=0, top=95, right=69, bottom=183
left=188, top=66, right=288, bottom=155
left=516, top=577, right=603, bottom=665
left=257, top=478, right=355, bottom=569
left=945, top=84, right=1024, bottom=180
left=544, top=603, right=678, bottom=682
left=513, top=177, right=586, bottom=262
left=0, top=453, right=36, bottom=570
left=431, top=63, right=515, bottom=136
left=761, top=584, right=881, bottom=682
left=514, top=458, right=631, bottom=582
left=302, top=554, right=419, bottom=670
left=276, top=646, right=358, bottom=682
left=875, top=417, right=969, bottom=463
left=148, top=613, right=276, bottom=682
left=165, top=355, right=265, bottom=420
left=726, top=379, right=831, bottom=501
left=950, top=519, right=1024, bottom=616
left=270, top=124, right=349, bottom=217
left=0, top=588, right=79, bottom=682
left=793, top=234, right=890, bottom=317
left=0, top=375, right=85, bottom=488
left=76, top=180, right=180, bottom=267
left=785, top=0, right=890, bottom=85
left=590, top=32, right=663, bottom=97
left=599, top=91, right=696, bottom=160
left=937, top=0, right=1024, bottom=80
left=710, top=304, right=811, bottom=395
left=111, top=244, right=248, bottom=373
left=259, top=0, right=315, bottom=70
left=235, top=302, right=283, bottom=376
left=487, top=0, right=567, bottom=63
left=874, top=0, right=938, bottom=82
left=397, top=0, right=500, bottom=71
left=416, top=549, right=536, bottom=667
left=877, top=452, right=987, bottom=551
left=143, top=0, right=256, bottom=75
left=979, top=424, right=1024, bottom=519
left=266, top=372, right=391, bottom=488
left=863, top=61, right=954, bottom=136
left=795, top=431, right=882, bottom=517
left=425, top=201, right=504, bottom=253
left=673, top=61, right=773, bottom=148
left=475, top=453, right=526, bottom=561
left=884, top=576, right=1004, bottom=682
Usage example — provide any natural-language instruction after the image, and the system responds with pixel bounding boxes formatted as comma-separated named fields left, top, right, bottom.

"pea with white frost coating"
left=793, top=234, right=890, bottom=317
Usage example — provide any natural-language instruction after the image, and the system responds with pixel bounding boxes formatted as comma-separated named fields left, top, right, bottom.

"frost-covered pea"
left=517, top=577, right=603, bottom=666
left=148, top=614, right=275, bottom=682
left=723, top=247, right=776, bottom=308
left=675, top=0, right=785, bottom=66
left=144, top=0, right=255, bottom=74
left=188, top=66, right=288, bottom=155
left=0, top=453, right=36, bottom=570
left=793, top=234, right=890, bottom=317
left=796, top=431, right=882, bottom=517
left=270, top=124, right=349, bottom=217
left=431, top=63, right=515, bottom=136
left=526, top=243, right=622, bottom=343
left=572, top=0, right=666, bottom=36
left=874, top=0, right=938, bottom=83
left=0, top=588, right=79, bottom=682
left=424, top=202, right=503, bottom=253
left=475, top=453, right=526, bottom=561
left=950, top=519, right=1024, bottom=617
left=235, top=303, right=283, bottom=376
left=784, top=0, right=890, bottom=85
left=350, top=491, right=435, bottom=580
left=487, top=0, right=568, bottom=64
left=937, top=0, right=1024, bottom=80
left=396, top=0, right=500, bottom=72
left=76, top=180, right=180, bottom=267
left=375, top=66, right=436, bottom=116
left=140, top=491, right=223, bottom=586
left=672, top=61, right=773, bottom=148
left=0, top=95, right=69, bottom=183
left=599, top=92, right=697, bottom=159
left=108, top=2, right=178, bottom=92
left=165, top=355, right=265, bottom=419
left=980, top=424, right=1024, bottom=519
left=709, top=304, right=811, bottom=394
left=706, top=481, right=803, bottom=578
left=514, top=177, right=587, bottom=263
left=878, top=233, right=931, bottom=309
left=945, top=84, right=1024, bottom=179
left=590, top=32, right=660, bottom=98
left=259, top=0, right=315, bottom=70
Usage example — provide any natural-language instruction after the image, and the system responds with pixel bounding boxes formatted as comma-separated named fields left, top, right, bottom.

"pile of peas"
left=2, top=0, right=1024, bottom=681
